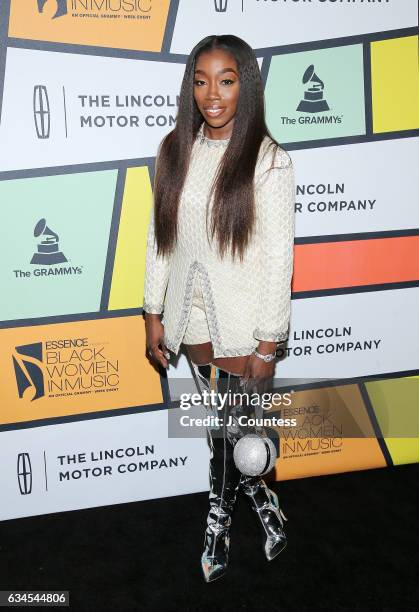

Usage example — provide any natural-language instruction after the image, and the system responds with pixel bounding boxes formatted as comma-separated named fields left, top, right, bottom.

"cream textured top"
left=143, top=121, right=296, bottom=359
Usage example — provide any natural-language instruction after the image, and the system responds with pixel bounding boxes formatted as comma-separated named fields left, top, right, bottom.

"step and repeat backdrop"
left=0, top=0, right=418, bottom=521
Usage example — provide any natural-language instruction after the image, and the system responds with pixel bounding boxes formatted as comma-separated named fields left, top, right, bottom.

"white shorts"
left=182, top=275, right=212, bottom=345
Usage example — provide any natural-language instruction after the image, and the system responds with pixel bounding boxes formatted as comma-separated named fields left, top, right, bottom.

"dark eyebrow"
left=194, top=67, right=238, bottom=76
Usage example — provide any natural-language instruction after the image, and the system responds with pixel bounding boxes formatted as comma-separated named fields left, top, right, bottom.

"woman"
left=143, top=34, right=295, bottom=582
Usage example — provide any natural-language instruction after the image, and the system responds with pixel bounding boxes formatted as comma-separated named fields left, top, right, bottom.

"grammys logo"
left=296, top=64, right=330, bottom=113
left=12, top=337, right=120, bottom=402
left=12, top=218, right=83, bottom=280
left=280, top=64, right=342, bottom=127
left=30, top=218, right=67, bottom=265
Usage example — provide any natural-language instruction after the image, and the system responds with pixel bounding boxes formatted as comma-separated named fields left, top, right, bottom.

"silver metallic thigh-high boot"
left=191, top=363, right=242, bottom=583
left=221, top=371, right=288, bottom=562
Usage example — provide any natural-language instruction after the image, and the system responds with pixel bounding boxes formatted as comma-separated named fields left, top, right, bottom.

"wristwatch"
left=252, top=349, right=276, bottom=363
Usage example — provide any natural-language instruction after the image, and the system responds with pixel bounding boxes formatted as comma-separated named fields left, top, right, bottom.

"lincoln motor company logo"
left=33, top=85, right=51, bottom=139
left=214, top=0, right=228, bottom=11
left=17, top=453, right=33, bottom=495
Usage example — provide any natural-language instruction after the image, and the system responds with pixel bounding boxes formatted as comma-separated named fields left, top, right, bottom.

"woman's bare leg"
left=183, top=341, right=213, bottom=365
left=184, top=342, right=251, bottom=376
left=211, top=355, right=251, bottom=376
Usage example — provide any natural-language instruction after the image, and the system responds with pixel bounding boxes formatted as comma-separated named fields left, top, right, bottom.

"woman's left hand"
left=242, top=353, right=276, bottom=389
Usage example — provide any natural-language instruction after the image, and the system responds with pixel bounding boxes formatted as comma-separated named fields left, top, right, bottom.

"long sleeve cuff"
left=253, top=327, right=289, bottom=343
left=143, top=302, right=165, bottom=315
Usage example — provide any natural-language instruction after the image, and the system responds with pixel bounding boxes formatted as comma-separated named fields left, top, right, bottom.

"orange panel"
left=0, top=316, right=163, bottom=427
left=9, top=0, right=170, bottom=53
left=271, top=384, right=388, bottom=480
left=293, top=236, right=419, bottom=292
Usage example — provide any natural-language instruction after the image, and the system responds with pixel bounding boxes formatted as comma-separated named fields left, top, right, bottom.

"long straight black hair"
left=153, top=34, right=283, bottom=263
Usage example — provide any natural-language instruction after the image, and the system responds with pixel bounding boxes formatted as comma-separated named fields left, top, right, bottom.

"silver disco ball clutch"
left=233, top=433, right=277, bottom=476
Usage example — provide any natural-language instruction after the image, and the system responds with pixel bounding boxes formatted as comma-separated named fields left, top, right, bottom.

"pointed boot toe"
left=241, top=476, right=288, bottom=562
left=265, top=531, right=287, bottom=561
left=201, top=553, right=228, bottom=582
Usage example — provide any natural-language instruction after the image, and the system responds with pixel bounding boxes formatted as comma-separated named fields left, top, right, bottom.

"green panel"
left=266, top=44, right=365, bottom=143
left=0, top=171, right=117, bottom=320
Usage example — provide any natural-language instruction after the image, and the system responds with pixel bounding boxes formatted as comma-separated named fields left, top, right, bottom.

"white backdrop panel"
left=171, top=0, right=417, bottom=53
left=292, top=138, right=419, bottom=237
left=274, top=287, right=419, bottom=380
left=0, top=48, right=263, bottom=172
left=1, top=410, right=209, bottom=521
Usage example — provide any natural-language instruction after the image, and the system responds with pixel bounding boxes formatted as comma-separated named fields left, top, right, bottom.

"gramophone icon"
left=30, top=218, right=68, bottom=265
left=296, top=64, right=330, bottom=113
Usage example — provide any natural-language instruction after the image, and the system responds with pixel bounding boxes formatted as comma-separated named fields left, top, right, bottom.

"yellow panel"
left=384, top=438, right=419, bottom=466
left=365, top=376, right=419, bottom=465
left=371, top=35, right=419, bottom=133
left=109, top=167, right=152, bottom=311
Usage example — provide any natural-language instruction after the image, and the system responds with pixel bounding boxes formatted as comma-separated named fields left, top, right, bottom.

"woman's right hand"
left=145, top=313, right=171, bottom=369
